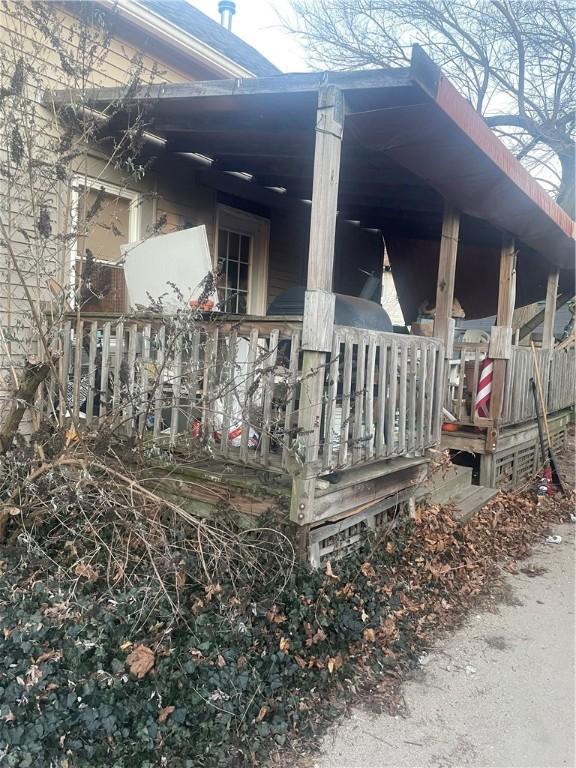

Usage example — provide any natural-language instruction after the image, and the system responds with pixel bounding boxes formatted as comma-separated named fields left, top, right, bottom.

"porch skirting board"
left=478, top=410, right=571, bottom=490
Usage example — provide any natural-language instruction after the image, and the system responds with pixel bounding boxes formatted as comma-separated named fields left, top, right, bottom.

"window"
left=217, top=228, right=251, bottom=314
left=72, top=180, right=140, bottom=312
left=215, top=206, right=269, bottom=315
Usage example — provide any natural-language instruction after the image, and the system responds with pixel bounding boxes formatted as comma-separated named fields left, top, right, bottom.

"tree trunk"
left=0, top=360, right=51, bottom=453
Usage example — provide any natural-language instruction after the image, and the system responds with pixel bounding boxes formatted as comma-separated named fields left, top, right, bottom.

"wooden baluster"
left=220, top=330, right=237, bottom=458
left=153, top=325, right=165, bottom=442
left=99, top=322, right=111, bottom=419
left=375, top=339, right=388, bottom=457
left=240, top=328, right=259, bottom=462
left=259, top=330, right=279, bottom=464
left=283, top=330, right=301, bottom=469
left=338, top=335, right=353, bottom=467
left=125, top=323, right=137, bottom=437
left=425, top=342, right=437, bottom=445
left=112, top=321, right=124, bottom=426
left=322, top=331, right=341, bottom=470
left=352, top=338, right=366, bottom=464
left=397, top=342, right=408, bottom=455
left=85, top=321, right=98, bottom=427
left=364, top=336, right=377, bottom=461
left=138, top=323, right=151, bottom=436
left=416, top=343, right=427, bottom=453
left=72, top=319, right=84, bottom=426
left=385, top=340, right=398, bottom=455
left=169, top=330, right=183, bottom=448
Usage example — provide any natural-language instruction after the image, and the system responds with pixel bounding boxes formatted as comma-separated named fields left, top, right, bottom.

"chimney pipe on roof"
left=218, top=1, right=236, bottom=31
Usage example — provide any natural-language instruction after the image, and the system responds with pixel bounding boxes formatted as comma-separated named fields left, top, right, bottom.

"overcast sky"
left=188, top=0, right=312, bottom=72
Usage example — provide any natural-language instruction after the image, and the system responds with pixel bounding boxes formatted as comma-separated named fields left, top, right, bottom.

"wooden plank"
left=338, top=335, right=354, bottom=467
left=188, top=328, right=201, bottom=434
left=85, top=321, right=98, bottom=426
left=407, top=340, right=418, bottom=453
left=302, top=290, right=335, bottom=352
left=169, top=330, right=183, bottom=447
left=416, top=343, right=427, bottom=452
left=240, top=328, right=259, bottom=462
left=58, top=320, right=72, bottom=426
left=489, top=325, right=513, bottom=359
left=283, top=330, right=301, bottom=469
left=352, top=338, right=366, bottom=464
left=364, top=337, right=377, bottom=460
left=259, top=329, right=279, bottom=463
left=433, top=203, right=460, bottom=349
left=455, top=354, right=465, bottom=422
left=112, top=321, right=124, bottom=422
left=49, top=67, right=413, bottom=107
left=312, top=462, right=428, bottom=522
left=71, top=320, right=84, bottom=425
left=542, top=270, right=560, bottom=350
left=490, top=235, right=516, bottom=423
left=433, top=353, right=445, bottom=444
left=125, top=323, right=138, bottom=437
left=385, top=340, right=398, bottom=455
left=306, top=86, right=344, bottom=293
left=153, top=325, right=166, bottom=441
left=220, top=330, right=237, bottom=458
left=425, top=343, right=437, bottom=444
left=202, top=327, right=219, bottom=446
left=99, top=322, right=111, bottom=419
left=375, top=340, right=388, bottom=457
left=397, top=342, right=408, bottom=454
left=322, top=331, right=341, bottom=470
left=138, top=323, right=152, bottom=436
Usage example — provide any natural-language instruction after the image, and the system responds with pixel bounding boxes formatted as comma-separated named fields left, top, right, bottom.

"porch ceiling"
left=50, top=46, right=574, bottom=274
left=49, top=48, right=574, bottom=321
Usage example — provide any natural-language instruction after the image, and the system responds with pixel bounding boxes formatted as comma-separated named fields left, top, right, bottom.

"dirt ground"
left=315, top=433, right=575, bottom=768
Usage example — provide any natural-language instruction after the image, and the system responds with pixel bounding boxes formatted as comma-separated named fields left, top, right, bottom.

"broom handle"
left=530, top=341, right=552, bottom=449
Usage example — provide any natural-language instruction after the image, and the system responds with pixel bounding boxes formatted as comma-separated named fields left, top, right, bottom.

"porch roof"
left=50, top=46, right=574, bottom=272
left=49, top=48, right=574, bottom=320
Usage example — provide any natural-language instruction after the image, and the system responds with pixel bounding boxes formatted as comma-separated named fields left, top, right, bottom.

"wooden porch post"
left=542, top=270, right=560, bottom=350
left=487, top=234, right=516, bottom=440
left=433, top=203, right=460, bottom=355
left=291, top=85, right=344, bottom=526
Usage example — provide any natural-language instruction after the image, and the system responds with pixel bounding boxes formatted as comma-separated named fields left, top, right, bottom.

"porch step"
left=417, top=465, right=473, bottom=505
left=449, top=485, right=499, bottom=524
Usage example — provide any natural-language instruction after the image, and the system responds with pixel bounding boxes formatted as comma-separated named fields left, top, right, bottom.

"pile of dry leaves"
left=0, top=476, right=573, bottom=767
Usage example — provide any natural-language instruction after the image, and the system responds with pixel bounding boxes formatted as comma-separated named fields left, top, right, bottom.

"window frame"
left=70, top=176, right=141, bottom=310
left=214, top=204, right=270, bottom=316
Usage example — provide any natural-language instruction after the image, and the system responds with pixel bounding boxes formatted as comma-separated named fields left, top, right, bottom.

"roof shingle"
left=137, top=0, right=281, bottom=77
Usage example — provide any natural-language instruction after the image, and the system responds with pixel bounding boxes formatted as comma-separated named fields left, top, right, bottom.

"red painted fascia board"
left=434, top=74, right=575, bottom=242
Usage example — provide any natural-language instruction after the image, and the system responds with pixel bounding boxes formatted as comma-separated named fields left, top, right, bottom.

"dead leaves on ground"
left=126, top=644, right=155, bottom=679
left=158, top=705, right=175, bottom=723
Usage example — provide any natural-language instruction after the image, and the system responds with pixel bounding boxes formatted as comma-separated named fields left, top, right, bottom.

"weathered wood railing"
left=444, top=341, right=575, bottom=428
left=444, top=342, right=488, bottom=425
left=503, top=344, right=575, bottom=425
left=43, top=313, right=303, bottom=468
left=319, top=328, right=444, bottom=470
left=44, top=314, right=445, bottom=474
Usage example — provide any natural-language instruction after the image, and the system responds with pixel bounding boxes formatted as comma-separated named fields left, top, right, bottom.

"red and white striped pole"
left=474, top=357, right=493, bottom=418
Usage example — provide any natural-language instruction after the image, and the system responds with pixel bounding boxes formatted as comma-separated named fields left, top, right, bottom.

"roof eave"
left=98, top=0, right=257, bottom=78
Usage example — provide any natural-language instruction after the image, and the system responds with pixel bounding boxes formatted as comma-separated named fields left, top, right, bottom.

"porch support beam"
left=542, top=269, right=560, bottom=349
left=433, top=203, right=460, bottom=356
left=292, top=86, right=344, bottom=527
left=487, top=234, right=516, bottom=441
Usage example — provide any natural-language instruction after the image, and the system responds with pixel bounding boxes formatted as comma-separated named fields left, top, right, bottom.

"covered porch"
left=47, top=46, right=575, bottom=546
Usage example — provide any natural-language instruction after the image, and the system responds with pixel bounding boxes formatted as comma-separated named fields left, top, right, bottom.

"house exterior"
left=1, top=3, right=574, bottom=559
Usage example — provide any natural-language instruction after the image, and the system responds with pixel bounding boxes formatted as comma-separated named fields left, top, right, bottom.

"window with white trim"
left=72, top=179, right=140, bottom=313
left=215, top=205, right=269, bottom=316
